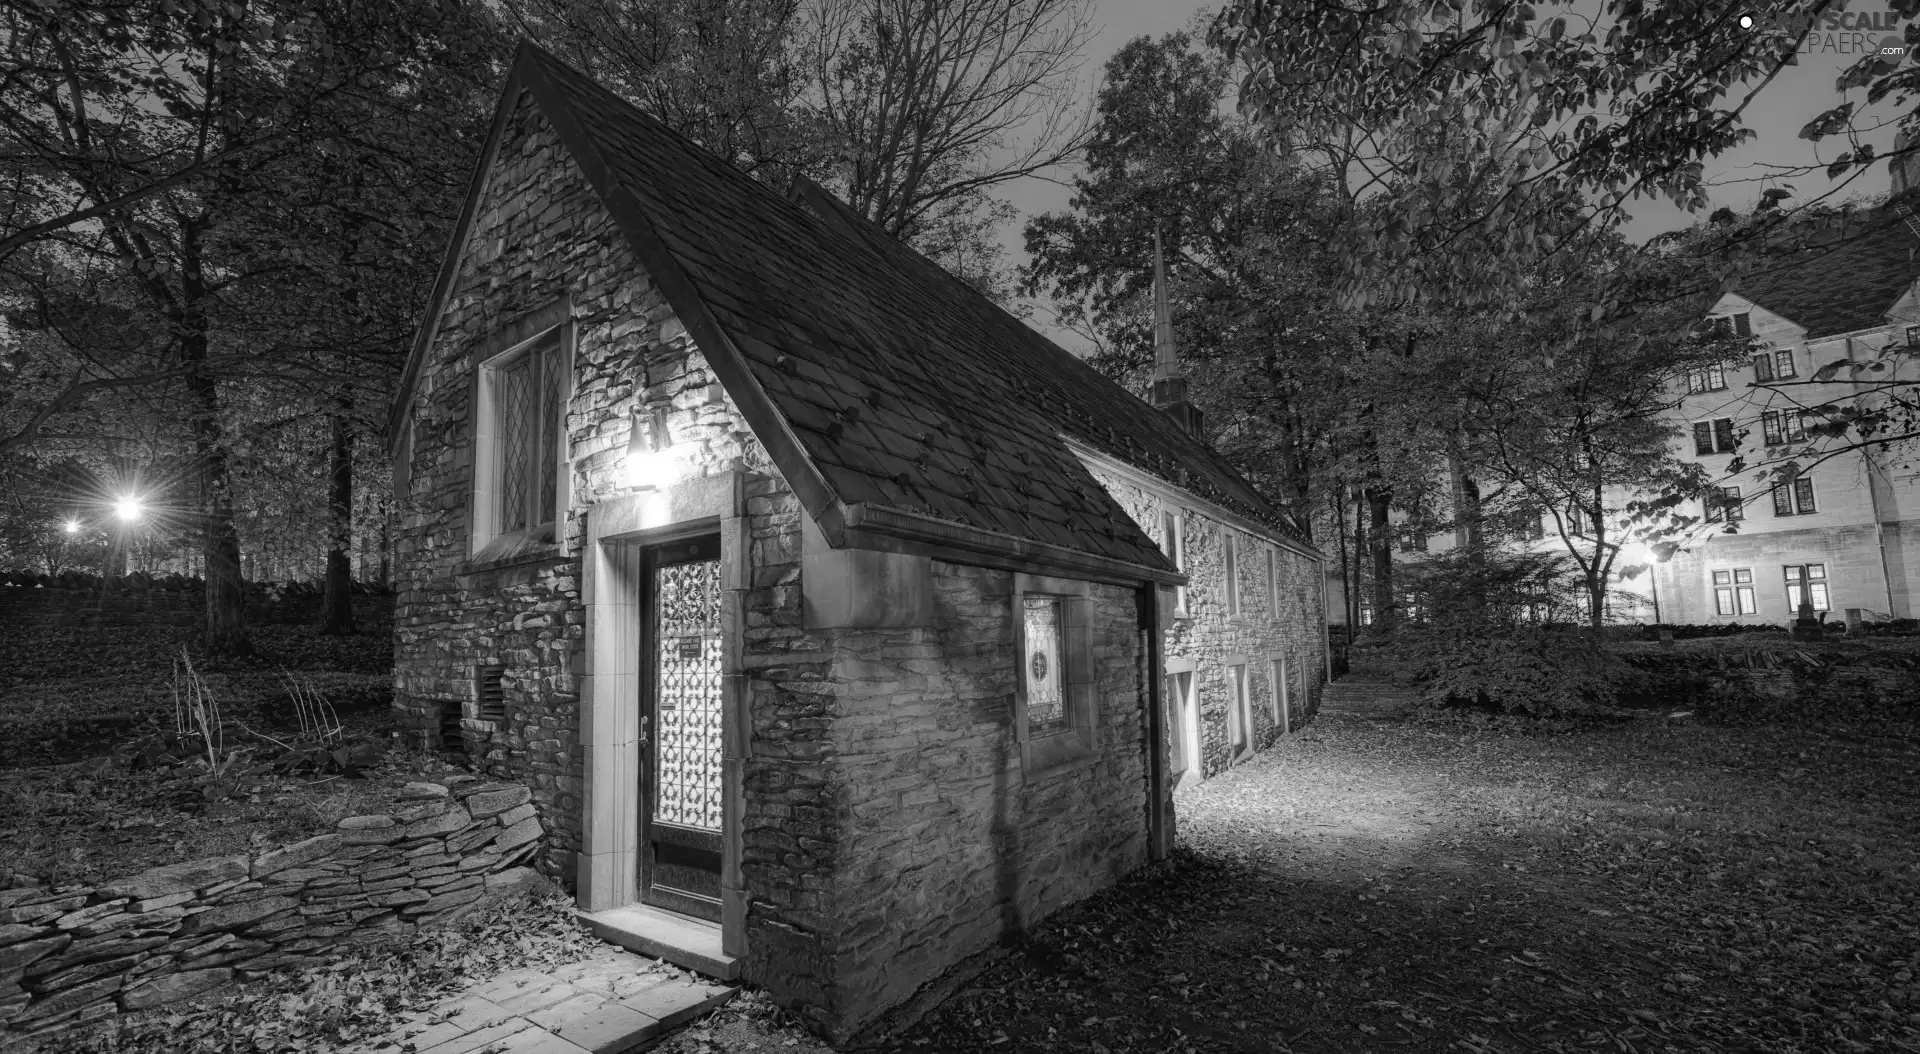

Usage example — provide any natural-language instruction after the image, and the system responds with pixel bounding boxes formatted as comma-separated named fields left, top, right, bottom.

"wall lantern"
left=622, top=406, right=680, bottom=491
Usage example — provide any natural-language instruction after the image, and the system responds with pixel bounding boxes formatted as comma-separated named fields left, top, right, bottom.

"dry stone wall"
left=0, top=777, right=545, bottom=1041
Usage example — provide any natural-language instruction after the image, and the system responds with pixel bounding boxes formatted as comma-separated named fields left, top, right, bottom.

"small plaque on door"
left=676, top=638, right=704, bottom=659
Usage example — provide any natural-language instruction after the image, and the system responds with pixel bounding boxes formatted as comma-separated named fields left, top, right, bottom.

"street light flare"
left=114, top=498, right=142, bottom=522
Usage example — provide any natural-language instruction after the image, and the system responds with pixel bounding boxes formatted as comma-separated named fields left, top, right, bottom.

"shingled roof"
left=1736, top=204, right=1920, bottom=339
left=395, top=43, right=1311, bottom=584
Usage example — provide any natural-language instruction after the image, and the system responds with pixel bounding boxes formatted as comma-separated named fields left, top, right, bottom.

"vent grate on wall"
left=477, top=666, right=507, bottom=721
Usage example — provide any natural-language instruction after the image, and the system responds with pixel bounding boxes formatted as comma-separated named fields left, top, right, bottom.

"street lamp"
left=114, top=497, right=142, bottom=522
left=64, top=519, right=81, bottom=534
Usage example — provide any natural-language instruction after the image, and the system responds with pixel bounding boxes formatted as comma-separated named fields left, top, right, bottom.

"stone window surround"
left=1267, top=653, right=1290, bottom=733
left=1013, top=572, right=1100, bottom=774
left=1164, top=655, right=1199, bottom=782
left=1161, top=510, right=1189, bottom=617
left=469, top=297, right=576, bottom=564
left=579, top=469, right=750, bottom=976
left=1222, top=653, right=1254, bottom=762
left=1223, top=530, right=1240, bottom=616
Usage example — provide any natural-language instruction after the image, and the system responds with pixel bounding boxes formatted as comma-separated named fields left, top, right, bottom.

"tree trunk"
left=1365, top=484, right=1394, bottom=634
left=321, top=400, right=356, bottom=635
left=179, top=228, right=249, bottom=658
left=1351, top=485, right=1367, bottom=630
left=1450, top=450, right=1485, bottom=612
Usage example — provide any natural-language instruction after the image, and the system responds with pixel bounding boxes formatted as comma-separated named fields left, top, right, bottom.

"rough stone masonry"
left=0, top=776, right=546, bottom=1041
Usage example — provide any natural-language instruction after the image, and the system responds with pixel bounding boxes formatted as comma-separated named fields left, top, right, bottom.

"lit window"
left=1015, top=576, right=1098, bottom=771
left=1023, top=597, right=1068, bottom=737
left=1785, top=563, right=1829, bottom=612
left=1712, top=569, right=1757, bottom=616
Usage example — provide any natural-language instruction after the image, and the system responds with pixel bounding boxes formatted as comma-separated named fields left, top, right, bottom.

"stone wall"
left=815, top=563, right=1150, bottom=1035
left=0, top=777, right=545, bottom=1040
left=391, top=93, right=765, bottom=877
left=1089, top=464, right=1325, bottom=777
left=0, top=575, right=393, bottom=631
left=735, top=480, right=837, bottom=1017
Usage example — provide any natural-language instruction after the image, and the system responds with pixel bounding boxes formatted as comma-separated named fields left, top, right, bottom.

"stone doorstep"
left=527, top=993, right=660, bottom=1054
left=578, top=905, right=739, bottom=981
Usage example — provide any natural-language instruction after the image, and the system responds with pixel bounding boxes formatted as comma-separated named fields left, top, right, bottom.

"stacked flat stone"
left=0, top=776, right=546, bottom=1040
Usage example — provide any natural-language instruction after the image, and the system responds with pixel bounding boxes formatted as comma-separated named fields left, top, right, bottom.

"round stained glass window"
left=1030, top=652, right=1049, bottom=681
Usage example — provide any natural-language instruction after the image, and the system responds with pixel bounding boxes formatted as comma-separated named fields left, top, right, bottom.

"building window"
left=474, top=329, right=568, bottom=554
left=1265, top=548, right=1278, bottom=620
left=1227, top=663, right=1252, bottom=759
left=1775, top=349, right=1797, bottom=377
left=1161, top=511, right=1187, bottom=616
left=1752, top=354, right=1774, bottom=382
left=1692, top=418, right=1737, bottom=456
left=1785, top=563, right=1830, bottom=612
left=1270, top=657, right=1289, bottom=733
left=1908, top=325, right=1920, bottom=348
left=1761, top=410, right=1810, bottom=445
left=1707, top=486, right=1743, bottom=523
left=1014, top=574, right=1098, bottom=771
left=1398, top=527, right=1428, bottom=552
left=1526, top=514, right=1546, bottom=541
left=1687, top=366, right=1728, bottom=393
left=1712, top=569, right=1758, bottom=616
left=1165, top=671, right=1193, bottom=779
left=1772, top=477, right=1818, bottom=516
left=1224, top=532, right=1240, bottom=616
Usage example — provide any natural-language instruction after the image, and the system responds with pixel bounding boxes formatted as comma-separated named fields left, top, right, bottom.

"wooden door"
left=639, top=536, right=725, bottom=921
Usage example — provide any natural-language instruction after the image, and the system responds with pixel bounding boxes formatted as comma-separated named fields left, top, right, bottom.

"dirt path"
left=860, top=712, right=1920, bottom=1054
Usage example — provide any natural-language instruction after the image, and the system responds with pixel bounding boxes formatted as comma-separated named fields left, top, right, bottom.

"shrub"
left=1397, top=623, right=1640, bottom=717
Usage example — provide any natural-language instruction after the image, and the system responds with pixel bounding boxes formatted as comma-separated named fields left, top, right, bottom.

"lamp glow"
left=622, top=407, right=681, bottom=491
left=63, top=520, right=81, bottom=534
left=114, top=498, right=142, bottom=522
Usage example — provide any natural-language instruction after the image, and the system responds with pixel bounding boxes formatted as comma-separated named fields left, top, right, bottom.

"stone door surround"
left=580, top=470, right=749, bottom=976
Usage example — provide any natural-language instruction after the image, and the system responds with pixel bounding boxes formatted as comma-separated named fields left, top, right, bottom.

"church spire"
left=1149, top=228, right=1203, bottom=437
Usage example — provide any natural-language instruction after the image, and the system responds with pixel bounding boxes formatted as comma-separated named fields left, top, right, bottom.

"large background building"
left=1653, top=201, right=1920, bottom=624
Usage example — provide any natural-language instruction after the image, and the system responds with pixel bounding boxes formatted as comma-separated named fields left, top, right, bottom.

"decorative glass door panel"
left=641, top=536, right=724, bottom=921
left=1023, top=597, right=1068, bottom=737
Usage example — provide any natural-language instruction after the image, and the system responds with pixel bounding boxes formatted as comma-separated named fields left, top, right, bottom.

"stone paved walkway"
left=353, top=948, right=735, bottom=1054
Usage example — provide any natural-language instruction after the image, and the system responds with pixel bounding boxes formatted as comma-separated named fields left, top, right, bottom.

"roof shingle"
left=492, top=45, right=1304, bottom=574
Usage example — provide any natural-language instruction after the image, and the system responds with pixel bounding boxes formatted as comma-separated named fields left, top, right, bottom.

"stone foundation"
left=0, top=777, right=546, bottom=1039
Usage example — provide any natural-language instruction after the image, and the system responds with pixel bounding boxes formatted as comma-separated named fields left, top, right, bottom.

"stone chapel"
left=387, top=41, right=1327, bottom=1037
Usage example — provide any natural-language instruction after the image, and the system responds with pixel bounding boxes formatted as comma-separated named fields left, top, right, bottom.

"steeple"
left=1149, top=228, right=1204, bottom=438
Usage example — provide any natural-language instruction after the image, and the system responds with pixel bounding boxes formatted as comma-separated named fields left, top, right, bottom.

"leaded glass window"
left=487, top=332, right=564, bottom=540
left=654, top=558, right=723, bottom=831
left=1023, top=596, right=1069, bottom=737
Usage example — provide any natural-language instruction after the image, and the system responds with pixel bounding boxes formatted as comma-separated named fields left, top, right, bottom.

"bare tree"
left=503, top=0, right=827, bottom=178
left=805, top=0, right=1095, bottom=292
